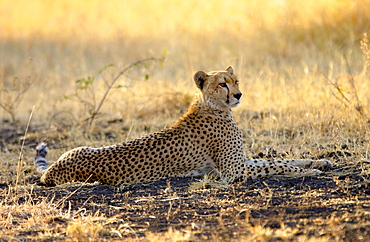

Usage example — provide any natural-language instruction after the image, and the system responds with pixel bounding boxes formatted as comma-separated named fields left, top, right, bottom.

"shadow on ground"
left=2, top=170, right=370, bottom=240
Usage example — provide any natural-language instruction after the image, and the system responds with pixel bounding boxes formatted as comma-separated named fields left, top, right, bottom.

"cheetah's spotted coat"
left=34, top=66, right=332, bottom=186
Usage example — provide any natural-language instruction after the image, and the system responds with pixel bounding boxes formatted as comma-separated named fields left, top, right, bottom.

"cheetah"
left=34, top=66, right=332, bottom=186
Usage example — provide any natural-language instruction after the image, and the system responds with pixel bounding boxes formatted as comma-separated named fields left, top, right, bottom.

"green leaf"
left=98, top=63, right=114, bottom=74
left=163, top=49, right=168, bottom=56
left=145, top=74, right=150, bottom=80
left=86, top=76, right=95, bottom=84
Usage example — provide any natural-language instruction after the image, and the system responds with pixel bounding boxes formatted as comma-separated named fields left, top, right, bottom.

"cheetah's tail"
left=34, top=142, right=49, bottom=173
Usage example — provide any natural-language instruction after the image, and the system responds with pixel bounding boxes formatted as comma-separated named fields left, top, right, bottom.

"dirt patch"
left=2, top=169, right=370, bottom=241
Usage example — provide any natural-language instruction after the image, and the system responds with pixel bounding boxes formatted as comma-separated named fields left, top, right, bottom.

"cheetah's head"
left=193, top=66, right=242, bottom=111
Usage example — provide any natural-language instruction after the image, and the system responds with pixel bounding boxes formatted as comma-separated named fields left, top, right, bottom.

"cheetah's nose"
left=234, top=93, right=242, bottom=100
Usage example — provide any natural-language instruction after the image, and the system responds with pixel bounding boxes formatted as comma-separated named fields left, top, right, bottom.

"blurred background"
left=0, top=0, right=369, bottom=136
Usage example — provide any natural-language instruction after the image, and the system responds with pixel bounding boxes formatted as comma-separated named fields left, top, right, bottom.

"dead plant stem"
left=15, top=105, right=35, bottom=192
left=87, top=57, right=165, bottom=131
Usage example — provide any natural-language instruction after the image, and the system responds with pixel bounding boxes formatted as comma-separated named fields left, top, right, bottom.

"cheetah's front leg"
left=278, top=159, right=333, bottom=170
left=244, top=159, right=332, bottom=179
left=246, top=159, right=332, bottom=169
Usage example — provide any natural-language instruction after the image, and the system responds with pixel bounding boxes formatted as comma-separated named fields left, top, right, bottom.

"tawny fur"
left=34, top=66, right=332, bottom=186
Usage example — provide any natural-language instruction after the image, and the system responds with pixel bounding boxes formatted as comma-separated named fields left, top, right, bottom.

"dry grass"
left=1, top=0, right=370, bottom=241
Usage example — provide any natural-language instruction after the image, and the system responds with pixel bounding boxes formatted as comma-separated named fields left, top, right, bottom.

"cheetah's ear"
left=194, top=71, right=208, bottom=90
left=226, top=66, right=234, bottom=75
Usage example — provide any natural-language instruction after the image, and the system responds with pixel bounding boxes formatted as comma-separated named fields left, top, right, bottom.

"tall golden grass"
left=1, top=0, right=369, bottom=127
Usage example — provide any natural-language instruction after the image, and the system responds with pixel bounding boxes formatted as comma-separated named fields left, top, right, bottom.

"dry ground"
left=1, top=0, right=370, bottom=241
left=1, top=117, right=370, bottom=241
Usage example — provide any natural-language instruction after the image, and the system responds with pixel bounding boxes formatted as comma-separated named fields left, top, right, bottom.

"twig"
left=15, top=105, right=35, bottom=192
left=344, top=56, right=363, bottom=115
left=325, top=75, right=352, bottom=104
left=87, top=56, right=165, bottom=131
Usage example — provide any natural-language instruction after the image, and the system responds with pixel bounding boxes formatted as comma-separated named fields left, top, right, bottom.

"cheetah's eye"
left=235, top=80, right=239, bottom=85
left=219, top=83, right=227, bottom=88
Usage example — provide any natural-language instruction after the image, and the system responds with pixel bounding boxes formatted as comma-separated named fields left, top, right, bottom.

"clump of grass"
left=188, top=174, right=234, bottom=191
left=0, top=187, right=118, bottom=241
left=0, top=190, right=68, bottom=240
left=144, top=227, right=191, bottom=242
left=66, top=218, right=106, bottom=241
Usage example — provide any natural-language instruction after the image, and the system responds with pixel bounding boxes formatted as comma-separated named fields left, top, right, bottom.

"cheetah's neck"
left=172, top=94, right=235, bottom=129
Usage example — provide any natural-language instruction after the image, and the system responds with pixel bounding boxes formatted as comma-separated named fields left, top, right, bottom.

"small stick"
left=15, top=105, right=35, bottom=192
left=87, top=57, right=165, bottom=131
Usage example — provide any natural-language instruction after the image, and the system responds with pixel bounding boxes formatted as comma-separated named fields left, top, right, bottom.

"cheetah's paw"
left=309, top=160, right=333, bottom=170
left=304, top=169, right=322, bottom=176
